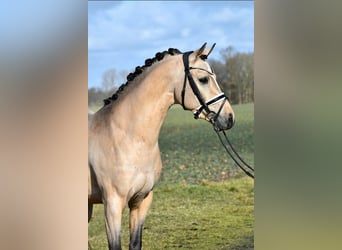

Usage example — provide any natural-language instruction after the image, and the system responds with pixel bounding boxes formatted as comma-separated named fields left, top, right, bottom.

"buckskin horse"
left=88, top=43, right=235, bottom=250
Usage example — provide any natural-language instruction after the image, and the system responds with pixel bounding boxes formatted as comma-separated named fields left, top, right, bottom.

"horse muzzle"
left=210, top=112, right=235, bottom=132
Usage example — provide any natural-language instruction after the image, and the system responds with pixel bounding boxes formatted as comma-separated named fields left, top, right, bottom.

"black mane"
left=103, top=48, right=182, bottom=106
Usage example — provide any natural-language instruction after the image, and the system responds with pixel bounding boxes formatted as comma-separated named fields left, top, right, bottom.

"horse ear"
left=199, top=43, right=216, bottom=60
left=195, top=42, right=207, bottom=57
left=206, top=43, right=216, bottom=57
left=194, top=43, right=216, bottom=60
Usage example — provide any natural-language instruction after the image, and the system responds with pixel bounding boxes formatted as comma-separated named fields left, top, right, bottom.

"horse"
left=88, top=43, right=235, bottom=250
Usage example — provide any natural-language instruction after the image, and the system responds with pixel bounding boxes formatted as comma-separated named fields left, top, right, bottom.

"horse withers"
left=88, top=43, right=235, bottom=250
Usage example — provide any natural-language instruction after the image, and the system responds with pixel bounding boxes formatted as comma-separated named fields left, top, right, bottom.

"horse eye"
left=199, top=77, right=209, bottom=84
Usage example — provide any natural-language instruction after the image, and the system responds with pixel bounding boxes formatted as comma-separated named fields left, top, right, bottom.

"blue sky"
left=88, top=1, right=254, bottom=88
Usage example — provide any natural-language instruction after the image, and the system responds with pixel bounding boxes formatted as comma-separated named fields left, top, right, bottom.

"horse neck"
left=110, top=58, right=180, bottom=146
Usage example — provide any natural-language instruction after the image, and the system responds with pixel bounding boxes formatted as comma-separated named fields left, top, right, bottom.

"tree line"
left=89, top=46, right=254, bottom=107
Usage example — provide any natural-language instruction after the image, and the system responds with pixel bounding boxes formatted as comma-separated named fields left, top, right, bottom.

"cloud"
left=89, top=2, right=253, bottom=51
left=88, top=1, right=254, bottom=87
left=89, top=2, right=177, bottom=50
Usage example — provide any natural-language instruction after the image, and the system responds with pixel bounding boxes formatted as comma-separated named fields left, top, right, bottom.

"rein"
left=216, top=130, right=254, bottom=179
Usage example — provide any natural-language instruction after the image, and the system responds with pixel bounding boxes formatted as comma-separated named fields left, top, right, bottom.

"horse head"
left=175, top=43, right=235, bottom=131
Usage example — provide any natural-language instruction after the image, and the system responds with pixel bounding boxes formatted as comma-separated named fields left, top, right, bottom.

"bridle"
left=181, top=51, right=255, bottom=179
left=181, top=51, right=227, bottom=126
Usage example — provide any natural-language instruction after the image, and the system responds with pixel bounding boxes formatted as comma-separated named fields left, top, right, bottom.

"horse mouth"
left=213, top=123, right=226, bottom=132
left=213, top=116, right=234, bottom=132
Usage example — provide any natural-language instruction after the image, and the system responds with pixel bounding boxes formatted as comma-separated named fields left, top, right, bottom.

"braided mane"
left=103, top=48, right=182, bottom=106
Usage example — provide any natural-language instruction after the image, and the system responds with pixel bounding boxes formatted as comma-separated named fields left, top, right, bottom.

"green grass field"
left=89, top=103, right=254, bottom=249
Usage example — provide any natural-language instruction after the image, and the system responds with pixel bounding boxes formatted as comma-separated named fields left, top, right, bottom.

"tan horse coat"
left=88, top=44, right=234, bottom=250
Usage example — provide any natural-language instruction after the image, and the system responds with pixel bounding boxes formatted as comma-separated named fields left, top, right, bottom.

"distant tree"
left=88, top=87, right=107, bottom=107
left=119, top=70, right=129, bottom=85
left=102, top=68, right=117, bottom=92
left=218, top=46, right=254, bottom=104
left=88, top=86, right=116, bottom=107
left=220, top=46, right=236, bottom=61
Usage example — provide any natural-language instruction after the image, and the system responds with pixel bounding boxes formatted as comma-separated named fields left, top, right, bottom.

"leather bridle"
left=181, top=51, right=227, bottom=124
left=181, top=51, right=254, bottom=179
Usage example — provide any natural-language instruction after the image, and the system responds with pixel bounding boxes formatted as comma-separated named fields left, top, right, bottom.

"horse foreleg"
left=104, top=195, right=124, bottom=250
left=129, top=191, right=153, bottom=250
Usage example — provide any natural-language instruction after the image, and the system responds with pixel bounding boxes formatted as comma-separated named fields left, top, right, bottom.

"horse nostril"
left=227, top=113, right=234, bottom=129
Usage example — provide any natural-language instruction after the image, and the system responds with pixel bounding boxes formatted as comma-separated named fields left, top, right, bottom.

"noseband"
left=181, top=51, right=227, bottom=123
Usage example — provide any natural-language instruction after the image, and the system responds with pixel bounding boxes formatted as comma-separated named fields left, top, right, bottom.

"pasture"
left=89, top=103, right=254, bottom=249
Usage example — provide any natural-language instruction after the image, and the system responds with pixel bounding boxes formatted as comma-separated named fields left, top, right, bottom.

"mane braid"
left=103, top=48, right=182, bottom=106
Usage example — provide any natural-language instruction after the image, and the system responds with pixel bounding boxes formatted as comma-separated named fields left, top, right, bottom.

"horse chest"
left=126, top=171, right=155, bottom=206
left=119, top=144, right=162, bottom=180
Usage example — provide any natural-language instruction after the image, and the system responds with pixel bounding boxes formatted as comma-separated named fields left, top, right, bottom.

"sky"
left=88, top=1, right=254, bottom=88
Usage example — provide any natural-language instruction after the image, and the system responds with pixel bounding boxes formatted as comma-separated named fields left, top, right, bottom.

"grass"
left=159, top=103, right=254, bottom=185
left=89, top=179, right=254, bottom=250
left=88, top=103, right=254, bottom=249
